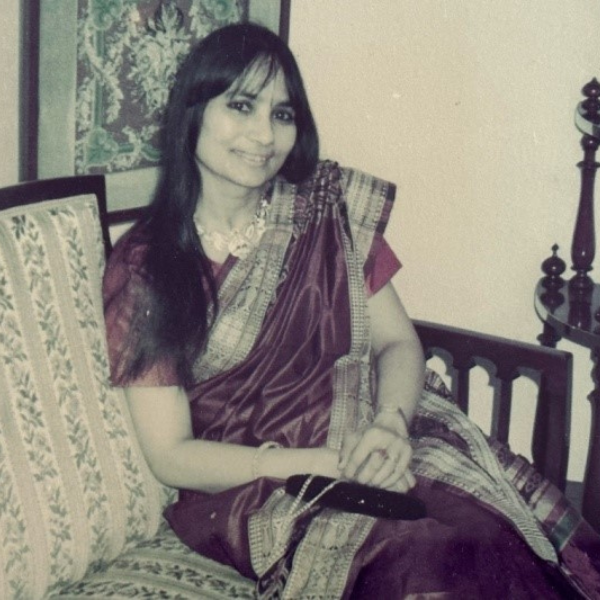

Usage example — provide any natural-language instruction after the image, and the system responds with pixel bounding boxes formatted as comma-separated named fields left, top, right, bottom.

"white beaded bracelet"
left=252, top=441, right=283, bottom=480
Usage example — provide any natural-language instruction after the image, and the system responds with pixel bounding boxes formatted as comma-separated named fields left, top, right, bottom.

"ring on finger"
left=376, top=448, right=390, bottom=460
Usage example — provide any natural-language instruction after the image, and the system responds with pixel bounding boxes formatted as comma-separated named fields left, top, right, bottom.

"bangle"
left=377, top=404, right=410, bottom=436
left=252, top=441, right=283, bottom=480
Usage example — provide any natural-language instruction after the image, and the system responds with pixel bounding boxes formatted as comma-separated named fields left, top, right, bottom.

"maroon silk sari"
left=104, top=161, right=600, bottom=599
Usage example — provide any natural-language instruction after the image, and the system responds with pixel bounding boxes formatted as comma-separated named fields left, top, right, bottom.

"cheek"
left=278, top=127, right=297, bottom=156
left=195, top=128, right=203, bottom=153
left=195, top=123, right=230, bottom=161
left=196, top=112, right=235, bottom=152
left=194, top=135, right=203, bottom=160
left=195, top=132, right=211, bottom=162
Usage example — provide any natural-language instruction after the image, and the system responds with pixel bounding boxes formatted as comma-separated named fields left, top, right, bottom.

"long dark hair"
left=125, top=22, right=319, bottom=385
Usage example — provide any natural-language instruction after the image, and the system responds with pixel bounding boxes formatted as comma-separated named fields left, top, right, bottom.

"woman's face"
left=195, top=63, right=297, bottom=196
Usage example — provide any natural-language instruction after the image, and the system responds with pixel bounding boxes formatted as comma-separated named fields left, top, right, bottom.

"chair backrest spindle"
left=454, top=367, right=472, bottom=414
left=491, top=378, right=514, bottom=444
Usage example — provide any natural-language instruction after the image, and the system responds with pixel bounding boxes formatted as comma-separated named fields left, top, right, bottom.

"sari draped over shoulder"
left=103, top=161, right=600, bottom=599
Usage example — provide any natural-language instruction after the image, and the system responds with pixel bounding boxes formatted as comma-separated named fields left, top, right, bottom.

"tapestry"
left=75, top=0, right=248, bottom=175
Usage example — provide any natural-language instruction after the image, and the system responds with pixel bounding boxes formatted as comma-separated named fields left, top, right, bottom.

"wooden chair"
left=414, top=320, right=573, bottom=493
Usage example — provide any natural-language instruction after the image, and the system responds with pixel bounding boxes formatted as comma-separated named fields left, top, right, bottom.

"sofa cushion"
left=0, top=195, right=171, bottom=599
left=48, top=521, right=255, bottom=599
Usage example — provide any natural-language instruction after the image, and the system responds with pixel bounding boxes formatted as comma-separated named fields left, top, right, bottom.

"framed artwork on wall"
left=25, top=0, right=291, bottom=212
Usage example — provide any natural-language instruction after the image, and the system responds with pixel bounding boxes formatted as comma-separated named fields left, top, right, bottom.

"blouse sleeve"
left=364, top=236, right=402, bottom=297
left=335, top=163, right=401, bottom=297
left=103, top=230, right=180, bottom=387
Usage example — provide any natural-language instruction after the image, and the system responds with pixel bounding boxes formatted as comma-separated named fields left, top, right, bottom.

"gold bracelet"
left=252, top=441, right=283, bottom=480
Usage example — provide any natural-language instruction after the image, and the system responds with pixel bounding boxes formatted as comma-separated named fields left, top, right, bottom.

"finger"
left=369, top=438, right=407, bottom=487
left=378, top=463, right=415, bottom=492
left=404, top=470, right=416, bottom=489
left=395, top=439, right=413, bottom=477
left=378, top=464, right=405, bottom=490
left=393, top=471, right=416, bottom=493
left=357, top=437, right=411, bottom=487
left=342, top=428, right=396, bottom=479
left=354, top=448, right=394, bottom=485
left=369, top=432, right=411, bottom=483
left=377, top=451, right=410, bottom=489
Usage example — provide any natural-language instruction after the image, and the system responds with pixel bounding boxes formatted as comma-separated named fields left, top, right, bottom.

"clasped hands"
left=336, top=411, right=415, bottom=493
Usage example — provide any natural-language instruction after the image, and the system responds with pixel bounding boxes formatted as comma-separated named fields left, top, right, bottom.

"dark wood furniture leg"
left=538, top=322, right=561, bottom=349
left=584, top=349, right=600, bottom=531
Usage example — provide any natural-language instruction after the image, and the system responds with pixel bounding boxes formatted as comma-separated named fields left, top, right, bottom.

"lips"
left=233, top=150, right=274, bottom=165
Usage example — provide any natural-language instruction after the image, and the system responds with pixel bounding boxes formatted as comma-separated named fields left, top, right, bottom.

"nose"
left=248, top=112, right=274, bottom=146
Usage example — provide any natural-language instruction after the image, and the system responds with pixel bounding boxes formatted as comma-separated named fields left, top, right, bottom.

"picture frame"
left=24, top=0, right=291, bottom=212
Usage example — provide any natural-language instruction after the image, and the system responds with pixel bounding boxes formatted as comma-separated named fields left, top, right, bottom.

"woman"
left=104, top=23, right=600, bottom=598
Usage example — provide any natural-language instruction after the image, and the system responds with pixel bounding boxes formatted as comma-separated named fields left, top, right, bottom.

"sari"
left=103, top=160, right=600, bottom=599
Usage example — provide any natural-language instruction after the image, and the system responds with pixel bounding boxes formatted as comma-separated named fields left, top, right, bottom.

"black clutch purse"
left=285, top=474, right=427, bottom=520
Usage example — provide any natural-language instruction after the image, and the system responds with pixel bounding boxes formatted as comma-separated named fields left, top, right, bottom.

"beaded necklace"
left=195, top=195, right=270, bottom=259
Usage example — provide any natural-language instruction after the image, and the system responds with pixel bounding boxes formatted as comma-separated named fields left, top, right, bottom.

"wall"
left=289, top=0, right=600, bottom=480
left=0, top=0, right=20, bottom=187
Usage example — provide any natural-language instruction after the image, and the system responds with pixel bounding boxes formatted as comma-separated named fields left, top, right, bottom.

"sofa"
left=0, top=178, right=255, bottom=599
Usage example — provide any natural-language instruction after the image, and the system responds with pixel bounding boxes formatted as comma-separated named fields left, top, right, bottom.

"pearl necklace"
left=263, top=475, right=341, bottom=569
left=195, top=196, right=270, bottom=259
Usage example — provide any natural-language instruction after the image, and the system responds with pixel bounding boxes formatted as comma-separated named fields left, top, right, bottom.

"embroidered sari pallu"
left=105, top=161, right=600, bottom=599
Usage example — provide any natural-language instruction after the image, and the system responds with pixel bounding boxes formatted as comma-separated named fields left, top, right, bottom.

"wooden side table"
left=535, top=277, right=600, bottom=531
left=534, top=78, right=600, bottom=531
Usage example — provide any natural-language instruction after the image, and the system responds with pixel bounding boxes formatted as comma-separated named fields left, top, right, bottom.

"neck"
left=195, top=185, right=265, bottom=231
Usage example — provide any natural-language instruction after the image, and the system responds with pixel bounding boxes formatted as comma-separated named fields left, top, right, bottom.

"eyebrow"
left=228, top=90, right=294, bottom=108
left=228, top=90, right=257, bottom=100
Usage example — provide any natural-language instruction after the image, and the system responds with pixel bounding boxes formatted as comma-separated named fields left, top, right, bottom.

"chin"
left=236, top=166, right=282, bottom=187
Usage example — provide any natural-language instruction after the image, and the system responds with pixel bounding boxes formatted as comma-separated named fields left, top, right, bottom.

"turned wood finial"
left=542, top=244, right=566, bottom=288
left=570, top=79, right=600, bottom=292
left=540, top=245, right=566, bottom=312
left=581, top=78, right=600, bottom=123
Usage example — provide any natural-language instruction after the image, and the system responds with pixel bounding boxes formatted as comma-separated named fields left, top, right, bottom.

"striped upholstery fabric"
left=49, top=522, right=255, bottom=599
left=0, top=195, right=170, bottom=598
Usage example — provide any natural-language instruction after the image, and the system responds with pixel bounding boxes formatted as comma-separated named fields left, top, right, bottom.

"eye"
left=273, top=107, right=296, bottom=124
left=227, top=100, right=252, bottom=114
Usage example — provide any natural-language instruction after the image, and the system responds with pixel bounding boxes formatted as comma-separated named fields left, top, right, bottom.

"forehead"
left=227, top=57, right=289, bottom=99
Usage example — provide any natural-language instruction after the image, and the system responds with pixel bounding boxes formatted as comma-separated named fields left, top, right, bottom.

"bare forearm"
left=151, top=440, right=340, bottom=493
left=125, top=386, right=341, bottom=494
left=373, top=338, right=425, bottom=424
left=367, top=282, right=425, bottom=428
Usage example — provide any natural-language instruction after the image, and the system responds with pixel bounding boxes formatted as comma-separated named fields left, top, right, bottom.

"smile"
left=233, top=150, right=273, bottom=165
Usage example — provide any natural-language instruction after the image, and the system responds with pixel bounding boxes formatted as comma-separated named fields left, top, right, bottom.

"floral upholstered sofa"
left=0, top=182, right=255, bottom=599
